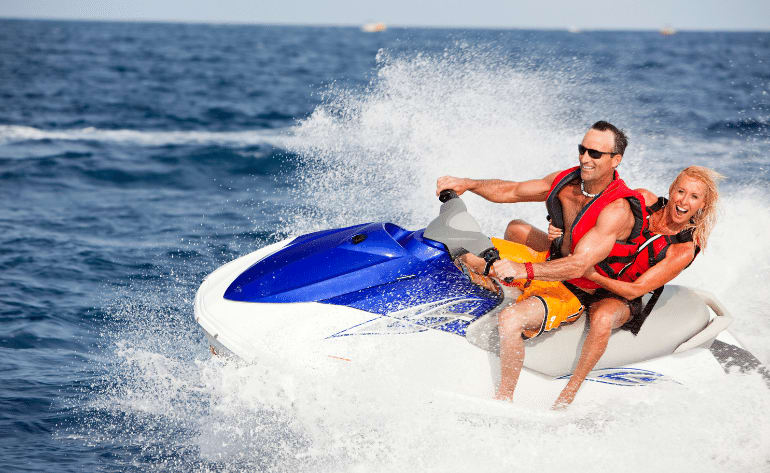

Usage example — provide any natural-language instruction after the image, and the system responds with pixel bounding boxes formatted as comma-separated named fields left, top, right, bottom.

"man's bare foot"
left=494, top=385, right=515, bottom=401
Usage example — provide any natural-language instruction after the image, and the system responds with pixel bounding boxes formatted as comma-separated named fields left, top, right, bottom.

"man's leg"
left=504, top=219, right=550, bottom=252
left=495, top=297, right=547, bottom=401
left=553, top=298, right=631, bottom=409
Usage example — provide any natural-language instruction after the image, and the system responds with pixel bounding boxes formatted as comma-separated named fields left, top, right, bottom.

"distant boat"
left=660, top=26, right=676, bottom=36
left=567, top=26, right=581, bottom=33
left=361, top=22, right=387, bottom=33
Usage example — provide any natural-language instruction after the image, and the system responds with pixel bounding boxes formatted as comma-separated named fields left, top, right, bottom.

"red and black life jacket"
left=616, top=196, right=701, bottom=334
left=617, top=196, right=700, bottom=282
left=546, top=166, right=647, bottom=290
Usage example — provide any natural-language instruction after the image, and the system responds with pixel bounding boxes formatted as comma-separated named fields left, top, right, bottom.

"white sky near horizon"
left=1, top=0, right=769, bottom=31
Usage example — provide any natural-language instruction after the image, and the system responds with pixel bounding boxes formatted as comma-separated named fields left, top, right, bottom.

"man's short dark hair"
left=591, top=120, right=628, bottom=155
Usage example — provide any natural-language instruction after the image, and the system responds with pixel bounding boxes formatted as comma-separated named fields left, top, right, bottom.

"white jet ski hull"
left=195, top=237, right=759, bottom=407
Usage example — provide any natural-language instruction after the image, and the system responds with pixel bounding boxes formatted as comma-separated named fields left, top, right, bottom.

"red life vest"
left=617, top=197, right=700, bottom=282
left=546, top=166, right=646, bottom=290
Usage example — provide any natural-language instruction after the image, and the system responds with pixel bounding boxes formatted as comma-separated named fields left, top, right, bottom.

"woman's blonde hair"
left=668, top=166, right=724, bottom=250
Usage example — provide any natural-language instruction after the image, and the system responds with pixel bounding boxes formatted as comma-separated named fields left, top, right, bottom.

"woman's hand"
left=582, top=266, right=600, bottom=282
left=547, top=223, right=563, bottom=241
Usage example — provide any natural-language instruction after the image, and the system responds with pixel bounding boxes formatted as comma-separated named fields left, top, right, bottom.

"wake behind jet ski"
left=194, top=191, right=768, bottom=405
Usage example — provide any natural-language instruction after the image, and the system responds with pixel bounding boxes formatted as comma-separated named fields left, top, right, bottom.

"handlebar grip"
left=438, top=189, right=458, bottom=203
left=479, top=247, right=500, bottom=276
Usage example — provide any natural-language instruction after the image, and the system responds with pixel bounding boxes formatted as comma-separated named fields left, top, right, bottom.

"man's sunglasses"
left=578, top=144, right=615, bottom=159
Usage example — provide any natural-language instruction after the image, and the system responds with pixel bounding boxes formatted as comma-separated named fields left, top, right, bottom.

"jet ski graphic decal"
left=558, top=367, right=672, bottom=386
left=327, top=297, right=488, bottom=338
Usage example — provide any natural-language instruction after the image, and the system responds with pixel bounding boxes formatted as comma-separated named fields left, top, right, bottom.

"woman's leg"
left=504, top=219, right=550, bottom=252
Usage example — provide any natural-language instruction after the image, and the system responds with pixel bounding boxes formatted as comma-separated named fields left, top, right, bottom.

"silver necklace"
left=580, top=181, right=599, bottom=198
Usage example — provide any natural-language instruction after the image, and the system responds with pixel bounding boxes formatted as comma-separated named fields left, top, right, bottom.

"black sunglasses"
left=578, top=144, right=615, bottom=159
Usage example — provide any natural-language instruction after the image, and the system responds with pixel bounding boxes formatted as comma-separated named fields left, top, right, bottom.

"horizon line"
left=1, top=15, right=768, bottom=33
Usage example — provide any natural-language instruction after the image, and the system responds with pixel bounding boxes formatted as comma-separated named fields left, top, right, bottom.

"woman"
left=550, top=165, right=723, bottom=407
left=551, top=165, right=722, bottom=320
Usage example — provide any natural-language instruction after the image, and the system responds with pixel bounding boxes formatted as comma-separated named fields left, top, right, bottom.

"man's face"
left=578, top=129, right=622, bottom=183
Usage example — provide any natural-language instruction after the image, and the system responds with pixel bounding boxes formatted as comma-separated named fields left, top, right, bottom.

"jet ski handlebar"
left=478, top=248, right=514, bottom=282
left=479, top=247, right=500, bottom=276
left=438, top=189, right=459, bottom=203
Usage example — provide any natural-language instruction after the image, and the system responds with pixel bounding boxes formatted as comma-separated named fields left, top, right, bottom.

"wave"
left=706, top=118, right=769, bottom=135
left=0, top=125, right=292, bottom=148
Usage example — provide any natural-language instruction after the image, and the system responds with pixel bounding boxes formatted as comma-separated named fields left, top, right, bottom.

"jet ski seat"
left=466, top=285, right=729, bottom=377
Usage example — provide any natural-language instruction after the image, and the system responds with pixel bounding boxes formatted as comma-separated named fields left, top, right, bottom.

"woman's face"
left=668, top=175, right=708, bottom=225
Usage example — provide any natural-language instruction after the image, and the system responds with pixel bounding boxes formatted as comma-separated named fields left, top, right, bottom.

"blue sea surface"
left=1, top=19, right=769, bottom=471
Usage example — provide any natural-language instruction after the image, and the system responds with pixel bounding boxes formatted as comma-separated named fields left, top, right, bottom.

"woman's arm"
left=635, top=188, right=658, bottom=205
left=585, top=242, right=697, bottom=299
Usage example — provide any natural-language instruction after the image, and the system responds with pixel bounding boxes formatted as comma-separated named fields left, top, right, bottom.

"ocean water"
left=1, top=19, right=769, bottom=472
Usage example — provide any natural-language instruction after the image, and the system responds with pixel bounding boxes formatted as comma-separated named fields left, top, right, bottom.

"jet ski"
left=194, top=191, right=768, bottom=404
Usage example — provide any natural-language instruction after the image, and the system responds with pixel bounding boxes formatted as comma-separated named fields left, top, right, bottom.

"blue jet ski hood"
left=223, top=221, right=501, bottom=317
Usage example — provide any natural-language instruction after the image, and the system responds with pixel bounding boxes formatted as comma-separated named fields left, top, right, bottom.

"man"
left=436, top=121, right=645, bottom=408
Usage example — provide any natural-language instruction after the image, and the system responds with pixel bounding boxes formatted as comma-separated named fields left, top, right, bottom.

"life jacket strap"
left=647, top=196, right=668, bottom=213
left=603, top=254, right=638, bottom=264
left=641, top=286, right=665, bottom=319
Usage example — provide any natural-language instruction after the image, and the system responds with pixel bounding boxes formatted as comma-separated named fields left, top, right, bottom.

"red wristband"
left=523, top=262, right=534, bottom=288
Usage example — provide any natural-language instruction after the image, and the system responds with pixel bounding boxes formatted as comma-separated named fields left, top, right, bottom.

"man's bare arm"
left=436, top=172, right=559, bottom=204
left=492, top=199, right=631, bottom=281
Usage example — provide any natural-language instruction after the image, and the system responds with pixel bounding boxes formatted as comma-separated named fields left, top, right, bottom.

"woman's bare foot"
left=552, top=385, right=578, bottom=409
left=457, top=252, right=487, bottom=274
left=453, top=254, right=499, bottom=294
